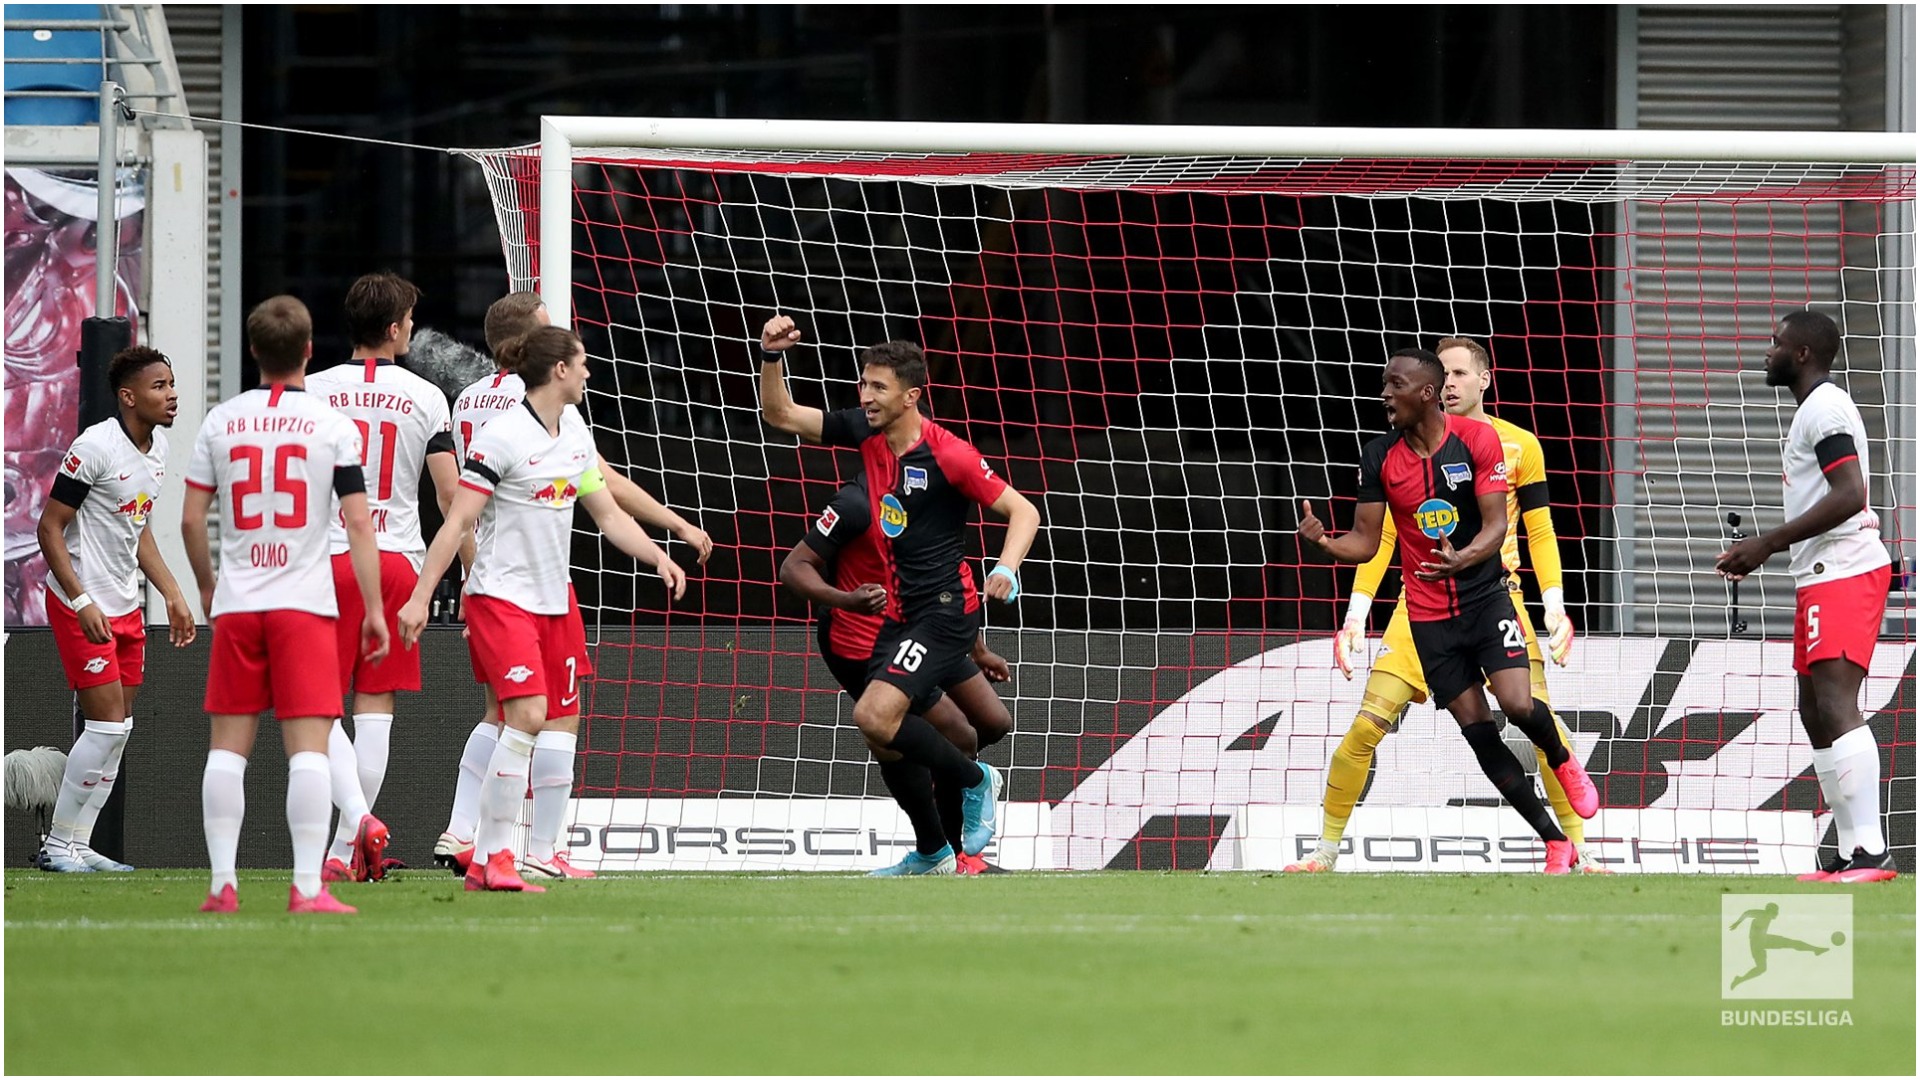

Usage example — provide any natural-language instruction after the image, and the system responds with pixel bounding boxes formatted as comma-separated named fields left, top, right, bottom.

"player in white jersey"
left=304, top=272, right=459, bottom=882
left=34, top=347, right=198, bottom=873
left=433, top=291, right=712, bottom=878
left=400, top=325, right=686, bottom=892
left=1717, top=310, right=1897, bottom=884
left=180, top=296, right=391, bottom=914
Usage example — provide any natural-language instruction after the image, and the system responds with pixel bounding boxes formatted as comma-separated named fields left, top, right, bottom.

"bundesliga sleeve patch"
left=816, top=505, right=840, bottom=535
left=62, top=452, right=83, bottom=476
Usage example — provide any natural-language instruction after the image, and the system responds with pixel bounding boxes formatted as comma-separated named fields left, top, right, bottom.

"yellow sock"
left=1321, top=715, right=1388, bottom=847
left=1536, top=715, right=1585, bottom=846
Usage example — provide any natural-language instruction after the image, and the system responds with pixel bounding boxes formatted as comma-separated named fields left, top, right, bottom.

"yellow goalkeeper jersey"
left=1353, top=414, right=1565, bottom=598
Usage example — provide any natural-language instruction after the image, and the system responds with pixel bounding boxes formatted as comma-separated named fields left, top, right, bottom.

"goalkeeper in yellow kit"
left=1287, top=337, right=1611, bottom=874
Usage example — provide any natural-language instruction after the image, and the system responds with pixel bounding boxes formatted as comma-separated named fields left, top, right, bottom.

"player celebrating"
left=1297, top=347, right=1598, bottom=874
left=1717, top=310, right=1896, bottom=883
left=400, top=325, right=686, bottom=892
left=432, top=291, right=711, bottom=879
left=181, top=296, right=390, bottom=914
left=1289, top=337, right=1602, bottom=874
left=758, top=314, right=1040, bottom=858
left=34, top=346, right=197, bottom=873
left=305, top=272, right=456, bottom=882
left=780, top=477, right=1014, bottom=874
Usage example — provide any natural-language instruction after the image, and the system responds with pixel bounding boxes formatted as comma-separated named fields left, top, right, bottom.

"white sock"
left=1810, top=744, right=1852, bottom=855
left=326, top=719, right=370, bottom=863
left=328, top=713, right=394, bottom=860
left=74, top=715, right=131, bottom=844
left=202, top=749, right=248, bottom=894
left=287, top=751, right=331, bottom=899
left=1830, top=726, right=1886, bottom=856
left=528, top=730, right=578, bottom=861
left=353, top=713, right=393, bottom=808
left=446, top=721, right=499, bottom=842
left=475, top=727, right=535, bottom=863
left=51, top=720, right=123, bottom=843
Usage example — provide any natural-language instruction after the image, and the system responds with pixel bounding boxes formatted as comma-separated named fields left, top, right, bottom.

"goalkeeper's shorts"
left=1376, top=589, right=1542, bottom=706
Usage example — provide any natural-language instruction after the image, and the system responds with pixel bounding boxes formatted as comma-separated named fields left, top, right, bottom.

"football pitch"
left=5, top=870, right=1912, bottom=1075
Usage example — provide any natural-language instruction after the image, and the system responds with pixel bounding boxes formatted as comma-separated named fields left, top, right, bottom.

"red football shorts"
left=331, top=550, right=423, bottom=695
left=205, top=609, right=344, bottom=719
left=1794, top=564, right=1891, bottom=676
left=463, top=592, right=592, bottom=720
left=46, top=586, right=146, bottom=690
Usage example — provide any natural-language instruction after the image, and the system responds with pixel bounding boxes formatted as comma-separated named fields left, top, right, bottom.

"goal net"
left=462, top=120, right=1915, bottom=874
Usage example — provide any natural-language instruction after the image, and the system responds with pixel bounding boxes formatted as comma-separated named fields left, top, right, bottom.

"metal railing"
left=3, top=6, right=184, bottom=113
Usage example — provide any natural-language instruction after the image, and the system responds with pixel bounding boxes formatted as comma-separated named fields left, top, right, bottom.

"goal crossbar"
left=534, top=116, right=1917, bottom=327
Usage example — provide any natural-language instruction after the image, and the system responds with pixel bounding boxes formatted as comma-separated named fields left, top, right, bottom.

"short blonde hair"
left=1435, top=336, right=1491, bottom=371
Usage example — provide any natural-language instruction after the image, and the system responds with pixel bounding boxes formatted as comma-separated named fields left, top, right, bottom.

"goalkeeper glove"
left=1541, top=586, right=1574, bottom=666
left=1333, top=593, right=1370, bottom=680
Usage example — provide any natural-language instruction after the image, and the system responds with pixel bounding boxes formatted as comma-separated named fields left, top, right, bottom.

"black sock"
left=887, top=714, right=985, bottom=792
left=877, top=759, right=946, bottom=855
left=1505, top=699, right=1569, bottom=768
left=935, top=775, right=965, bottom=853
left=1462, top=721, right=1565, bottom=842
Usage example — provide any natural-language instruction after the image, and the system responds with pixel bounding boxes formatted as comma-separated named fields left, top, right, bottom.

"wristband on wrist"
left=69, top=591, right=94, bottom=613
left=1343, top=592, right=1371, bottom=624
left=988, top=564, right=1020, bottom=601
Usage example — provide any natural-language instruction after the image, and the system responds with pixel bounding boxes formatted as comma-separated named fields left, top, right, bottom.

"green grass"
left=4, top=869, right=1912, bottom=1074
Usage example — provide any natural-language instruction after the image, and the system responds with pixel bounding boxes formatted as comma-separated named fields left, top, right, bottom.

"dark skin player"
left=1715, top=318, right=1874, bottom=750
left=1295, top=352, right=1525, bottom=728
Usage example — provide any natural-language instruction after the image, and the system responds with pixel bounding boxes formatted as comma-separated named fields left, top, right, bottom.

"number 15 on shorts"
left=892, top=639, right=927, bottom=672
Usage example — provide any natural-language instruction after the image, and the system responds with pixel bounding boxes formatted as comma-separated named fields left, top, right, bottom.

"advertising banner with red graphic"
left=3, top=168, right=145, bottom=627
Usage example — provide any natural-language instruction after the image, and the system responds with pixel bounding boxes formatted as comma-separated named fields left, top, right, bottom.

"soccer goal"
left=461, top=119, right=1916, bottom=874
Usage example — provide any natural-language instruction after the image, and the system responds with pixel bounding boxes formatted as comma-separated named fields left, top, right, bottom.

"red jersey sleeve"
left=1465, top=418, right=1508, bottom=499
left=930, top=425, right=1009, bottom=508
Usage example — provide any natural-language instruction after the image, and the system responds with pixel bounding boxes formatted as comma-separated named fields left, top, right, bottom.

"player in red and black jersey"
left=780, top=478, right=1014, bottom=873
left=1297, top=347, right=1599, bottom=873
left=758, top=315, right=1042, bottom=861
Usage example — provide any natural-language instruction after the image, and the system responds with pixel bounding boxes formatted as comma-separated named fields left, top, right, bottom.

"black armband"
left=49, top=473, right=91, bottom=510
left=1814, top=432, right=1858, bottom=473
left=464, top=459, right=501, bottom=487
left=425, top=430, right=456, bottom=457
left=333, top=465, right=366, bottom=497
left=1516, top=481, right=1551, bottom=513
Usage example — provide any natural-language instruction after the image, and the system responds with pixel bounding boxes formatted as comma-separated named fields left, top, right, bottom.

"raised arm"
left=758, top=314, right=825, bottom=443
